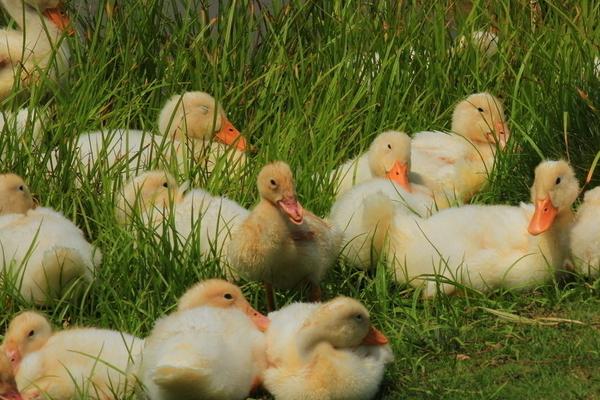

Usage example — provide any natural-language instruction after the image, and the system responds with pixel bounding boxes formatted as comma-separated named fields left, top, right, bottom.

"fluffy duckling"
left=2, top=311, right=143, bottom=400
left=137, top=279, right=269, bottom=400
left=411, top=92, right=510, bottom=205
left=227, top=161, right=342, bottom=310
left=455, top=30, right=499, bottom=57
left=0, top=175, right=101, bottom=304
left=0, top=108, right=45, bottom=146
left=115, top=170, right=182, bottom=227
left=330, top=130, right=420, bottom=196
left=59, top=91, right=248, bottom=179
left=0, top=0, right=71, bottom=100
left=115, top=171, right=248, bottom=277
left=366, top=160, right=578, bottom=298
left=0, top=352, right=22, bottom=400
left=569, top=187, right=600, bottom=278
left=0, top=173, right=36, bottom=215
left=263, top=297, right=393, bottom=400
left=329, top=131, right=435, bottom=270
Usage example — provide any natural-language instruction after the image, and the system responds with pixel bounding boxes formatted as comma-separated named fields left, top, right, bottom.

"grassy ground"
left=1, top=0, right=600, bottom=398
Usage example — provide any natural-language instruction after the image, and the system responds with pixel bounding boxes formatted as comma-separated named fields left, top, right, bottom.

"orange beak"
left=528, top=197, right=558, bottom=235
left=494, top=121, right=510, bottom=149
left=43, top=8, right=75, bottom=35
left=245, top=305, right=270, bottom=332
left=362, top=326, right=389, bottom=345
left=214, top=117, right=247, bottom=152
left=386, top=161, right=411, bottom=192
left=277, top=197, right=304, bottom=225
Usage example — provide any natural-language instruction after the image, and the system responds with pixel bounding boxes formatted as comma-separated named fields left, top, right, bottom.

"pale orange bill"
left=246, top=306, right=270, bottom=332
left=277, top=197, right=304, bottom=225
left=215, top=117, right=248, bottom=152
left=3, top=348, right=20, bottom=371
left=494, top=121, right=510, bottom=149
left=362, top=325, right=389, bottom=346
left=386, top=161, right=411, bottom=192
left=527, top=197, right=558, bottom=235
left=43, top=8, right=75, bottom=35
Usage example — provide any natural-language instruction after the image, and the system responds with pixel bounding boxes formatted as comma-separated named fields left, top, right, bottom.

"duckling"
left=115, top=171, right=248, bottom=277
left=263, top=296, right=393, bottom=400
left=2, top=311, right=143, bottom=400
left=115, top=170, right=182, bottom=227
left=569, top=187, right=600, bottom=278
left=329, top=131, right=435, bottom=270
left=0, top=108, right=45, bottom=146
left=137, top=279, right=269, bottom=400
left=0, top=0, right=71, bottom=100
left=227, top=161, right=342, bottom=310
left=0, top=173, right=36, bottom=215
left=0, top=176, right=101, bottom=304
left=58, top=91, right=248, bottom=180
left=330, top=130, right=420, bottom=196
left=454, top=30, right=499, bottom=58
left=365, top=160, right=578, bottom=298
left=1, top=311, right=52, bottom=372
left=0, top=352, right=22, bottom=400
left=411, top=92, right=510, bottom=205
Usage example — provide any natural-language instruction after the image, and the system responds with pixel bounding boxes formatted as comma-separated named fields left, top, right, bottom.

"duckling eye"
left=162, top=182, right=169, bottom=188
left=477, top=107, right=484, bottom=112
left=555, top=177, right=561, bottom=185
left=387, top=144, right=392, bottom=150
left=270, top=179, right=277, bottom=187
left=198, top=105, right=209, bottom=114
left=223, top=293, right=233, bottom=300
left=18, top=185, right=24, bottom=191
left=27, top=330, right=34, bottom=337
left=354, top=314, right=363, bottom=321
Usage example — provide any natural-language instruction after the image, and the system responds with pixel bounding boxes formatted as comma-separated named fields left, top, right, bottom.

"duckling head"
left=257, top=161, right=304, bottom=225
left=0, top=174, right=36, bottom=215
left=177, top=279, right=270, bottom=331
left=116, top=170, right=181, bottom=225
left=299, top=297, right=388, bottom=352
left=0, top=353, right=21, bottom=400
left=367, top=130, right=412, bottom=192
left=451, top=92, right=510, bottom=149
left=158, top=91, right=248, bottom=151
left=528, top=160, right=579, bottom=235
left=1, top=311, right=52, bottom=372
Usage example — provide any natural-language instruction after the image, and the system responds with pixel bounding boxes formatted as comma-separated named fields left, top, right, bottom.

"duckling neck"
left=296, top=326, right=333, bottom=359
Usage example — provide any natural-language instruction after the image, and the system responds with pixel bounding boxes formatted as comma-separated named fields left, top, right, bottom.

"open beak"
left=362, top=326, right=389, bottom=346
left=277, top=196, right=304, bottom=225
left=43, top=8, right=75, bottom=35
left=386, top=161, right=411, bottom=192
left=528, top=197, right=558, bottom=235
left=214, top=117, right=248, bottom=152
left=494, top=121, right=510, bottom=149
left=245, top=305, right=270, bottom=332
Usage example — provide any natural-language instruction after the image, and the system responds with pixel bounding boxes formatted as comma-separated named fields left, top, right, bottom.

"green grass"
left=1, top=0, right=600, bottom=398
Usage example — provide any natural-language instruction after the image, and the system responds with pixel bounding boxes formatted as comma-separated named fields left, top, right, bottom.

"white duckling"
left=0, top=173, right=36, bottom=214
left=330, top=131, right=435, bottom=270
left=263, top=296, right=393, bottom=400
left=0, top=0, right=71, bottom=100
left=115, top=170, right=182, bottom=227
left=2, top=311, right=143, bottom=400
left=569, top=187, right=600, bottom=278
left=227, top=161, right=342, bottom=310
left=59, top=91, right=248, bottom=179
left=411, top=92, right=510, bottom=205
left=0, top=108, right=45, bottom=145
left=455, top=30, right=499, bottom=57
left=366, top=160, right=578, bottom=298
left=0, top=352, right=22, bottom=400
left=115, top=171, right=248, bottom=277
left=330, top=130, right=417, bottom=197
left=137, top=279, right=269, bottom=400
left=0, top=174, right=101, bottom=304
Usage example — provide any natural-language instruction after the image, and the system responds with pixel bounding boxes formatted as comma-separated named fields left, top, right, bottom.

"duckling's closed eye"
left=198, top=105, right=209, bottom=114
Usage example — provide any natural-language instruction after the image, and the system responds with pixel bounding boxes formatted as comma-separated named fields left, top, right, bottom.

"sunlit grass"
left=0, top=0, right=599, bottom=398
